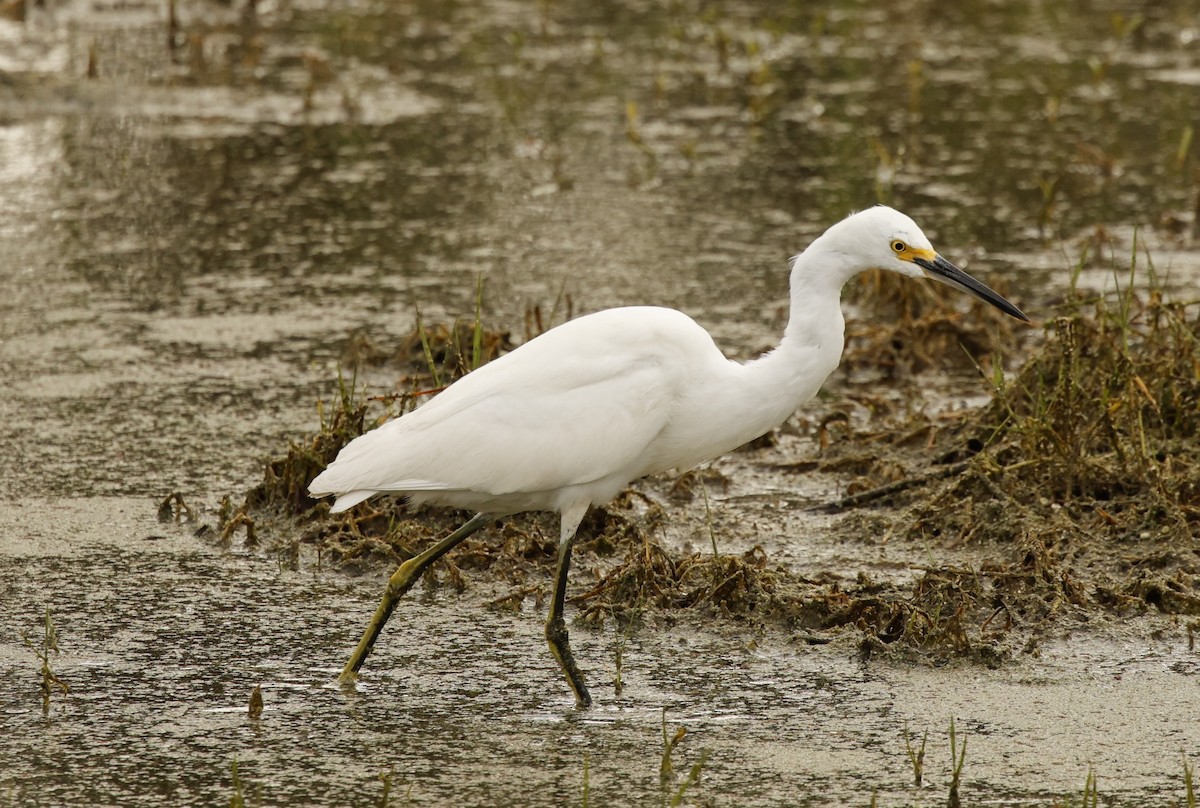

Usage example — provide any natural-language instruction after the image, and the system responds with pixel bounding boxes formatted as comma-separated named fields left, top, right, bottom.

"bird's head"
left=824, top=205, right=1030, bottom=322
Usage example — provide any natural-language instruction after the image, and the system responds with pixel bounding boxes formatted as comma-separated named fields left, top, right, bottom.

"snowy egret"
left=310, top=205, right=1028, bottom=707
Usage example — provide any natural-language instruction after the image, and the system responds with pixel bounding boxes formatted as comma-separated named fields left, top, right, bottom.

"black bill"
left=913, top=254, right=1030, bottom=323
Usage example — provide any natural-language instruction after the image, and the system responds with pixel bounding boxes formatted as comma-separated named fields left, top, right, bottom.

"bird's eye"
left=891, top=240, right=907, bottom=253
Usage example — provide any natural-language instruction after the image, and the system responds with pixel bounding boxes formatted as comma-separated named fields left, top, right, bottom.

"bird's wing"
left=310, top=310, right=703, bottom=499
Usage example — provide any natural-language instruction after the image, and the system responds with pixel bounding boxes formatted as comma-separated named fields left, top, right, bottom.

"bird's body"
left=311, top=205, right=1029, bottom=707
left=313, top=304, right=843, bottom=517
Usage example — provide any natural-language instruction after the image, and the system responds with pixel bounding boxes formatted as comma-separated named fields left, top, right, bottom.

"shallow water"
left=2, top=0, right=1200, bottom=805
left=3, top=499, right=1199, bottom=806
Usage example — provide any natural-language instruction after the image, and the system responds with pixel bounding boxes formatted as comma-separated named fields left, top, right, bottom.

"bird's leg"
left=545, top=504, right=591, bottom=708
left=339, top=511, right=492, bottom=684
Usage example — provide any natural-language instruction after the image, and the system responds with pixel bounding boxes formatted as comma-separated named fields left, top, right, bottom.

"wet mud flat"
left=3, top=0, right=1200, bottom=805
left=185, top=263, right=1200, bottom=805
left=2, top=490, right=1199, bottom=807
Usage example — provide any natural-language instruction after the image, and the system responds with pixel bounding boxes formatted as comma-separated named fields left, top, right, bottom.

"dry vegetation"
left=217, top=259, right=1200, bottom=664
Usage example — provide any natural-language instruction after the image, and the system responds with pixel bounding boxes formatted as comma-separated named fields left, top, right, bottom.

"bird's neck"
left=648, top=246, right=856, bottom=474
left=781, top=242, right=856, bottom=348
left=724, top=246, right=854, bottom=440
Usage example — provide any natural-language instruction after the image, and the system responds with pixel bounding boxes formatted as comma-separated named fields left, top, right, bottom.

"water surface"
left=2, top=0, right=1199, bottom=804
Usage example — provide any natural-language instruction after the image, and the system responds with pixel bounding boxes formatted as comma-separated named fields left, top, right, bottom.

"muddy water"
left=5, top=499, right=1199, bottom=806
left=2, top=0, right=1200, bottom=805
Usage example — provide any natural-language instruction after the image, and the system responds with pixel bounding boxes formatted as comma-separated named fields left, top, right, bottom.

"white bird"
left=310, top=205, right=1028, bottom=707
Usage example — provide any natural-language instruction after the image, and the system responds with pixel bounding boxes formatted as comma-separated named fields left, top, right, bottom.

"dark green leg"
left=339, top=512, right=491, bottom=684
left=545, top=505, right=591, bottom=708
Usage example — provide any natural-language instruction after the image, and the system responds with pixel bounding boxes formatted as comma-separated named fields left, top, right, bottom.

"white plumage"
left=314, top=205, right=1028, bottom=707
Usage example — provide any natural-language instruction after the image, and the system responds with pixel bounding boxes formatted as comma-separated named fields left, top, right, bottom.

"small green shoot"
left=523, top=284, right=575, bottom=340
left=906, top=59, right=924, bottom=117
left=1067, top=240, right=1091, bottom=302
left=316, top=365, right=365, bottom=443
left=868, top=136, right=895, bottom=204
left=23, top=607, right=68, bottom=716
left=1112, top=225, right=1139, bottom=334
left=1176, top=125, right=1194, bottom=173
left=903, top=722, right=927, bottom=786
left=471, top=274, right=485, bottom=372
left=658, top=708, right=706, bottom=805
left=417, top=306, right=446, bottom=386
left=743, top=47, right=776, bottom=125
left=1036, top=173, right=1062, bottom=234
left=378, top=768, right=412, bottom=807
left=230, top=758, right=246, bottom=808
left=698, top=475, right=719, bottom=558
left=613, top=631, right=625, bottom=697
left=547, top=277, right=573, bottom=332
left=668, top=750, right=708, bottom=807
left=947, top=717, right=966, bottom=808
left=1052, top=767, right=1101, bottom=807
left=581, top=754, right=590, bottom=808
left=1110, top=11, right=1144, bottom=39
left=1080, top=766, right=1099, bottom=807
left=711, top=24, right=730, bottom=71
left=625, top=100, right=643, bottom=146
left=1184, top=754, right=1195, bottom=808
left=377, top=767, right=399, bottom=808
left=660, top=708, right=687, bottom=784
left=624, top=100, right=658, bottom=182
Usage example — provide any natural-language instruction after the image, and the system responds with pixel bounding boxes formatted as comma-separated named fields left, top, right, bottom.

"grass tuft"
left=23, top=608, right=68, bottom=716
left=217, top=307, right=514, bottom=566
left=892, top=245, right=1200, bottom=652
left=903, top=722, right=927, bottom=786
left=659, top=708, right=686, bottom=784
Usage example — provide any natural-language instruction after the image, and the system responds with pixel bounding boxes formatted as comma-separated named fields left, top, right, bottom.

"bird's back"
left=309, top=306, right=730, bottom=513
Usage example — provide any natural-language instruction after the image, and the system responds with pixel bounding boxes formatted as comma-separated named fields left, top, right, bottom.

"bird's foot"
left=545, top=616, right=592, bottom=708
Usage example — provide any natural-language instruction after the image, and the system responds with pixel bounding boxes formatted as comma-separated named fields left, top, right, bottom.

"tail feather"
left=328, top=490, right=374, bottom=513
